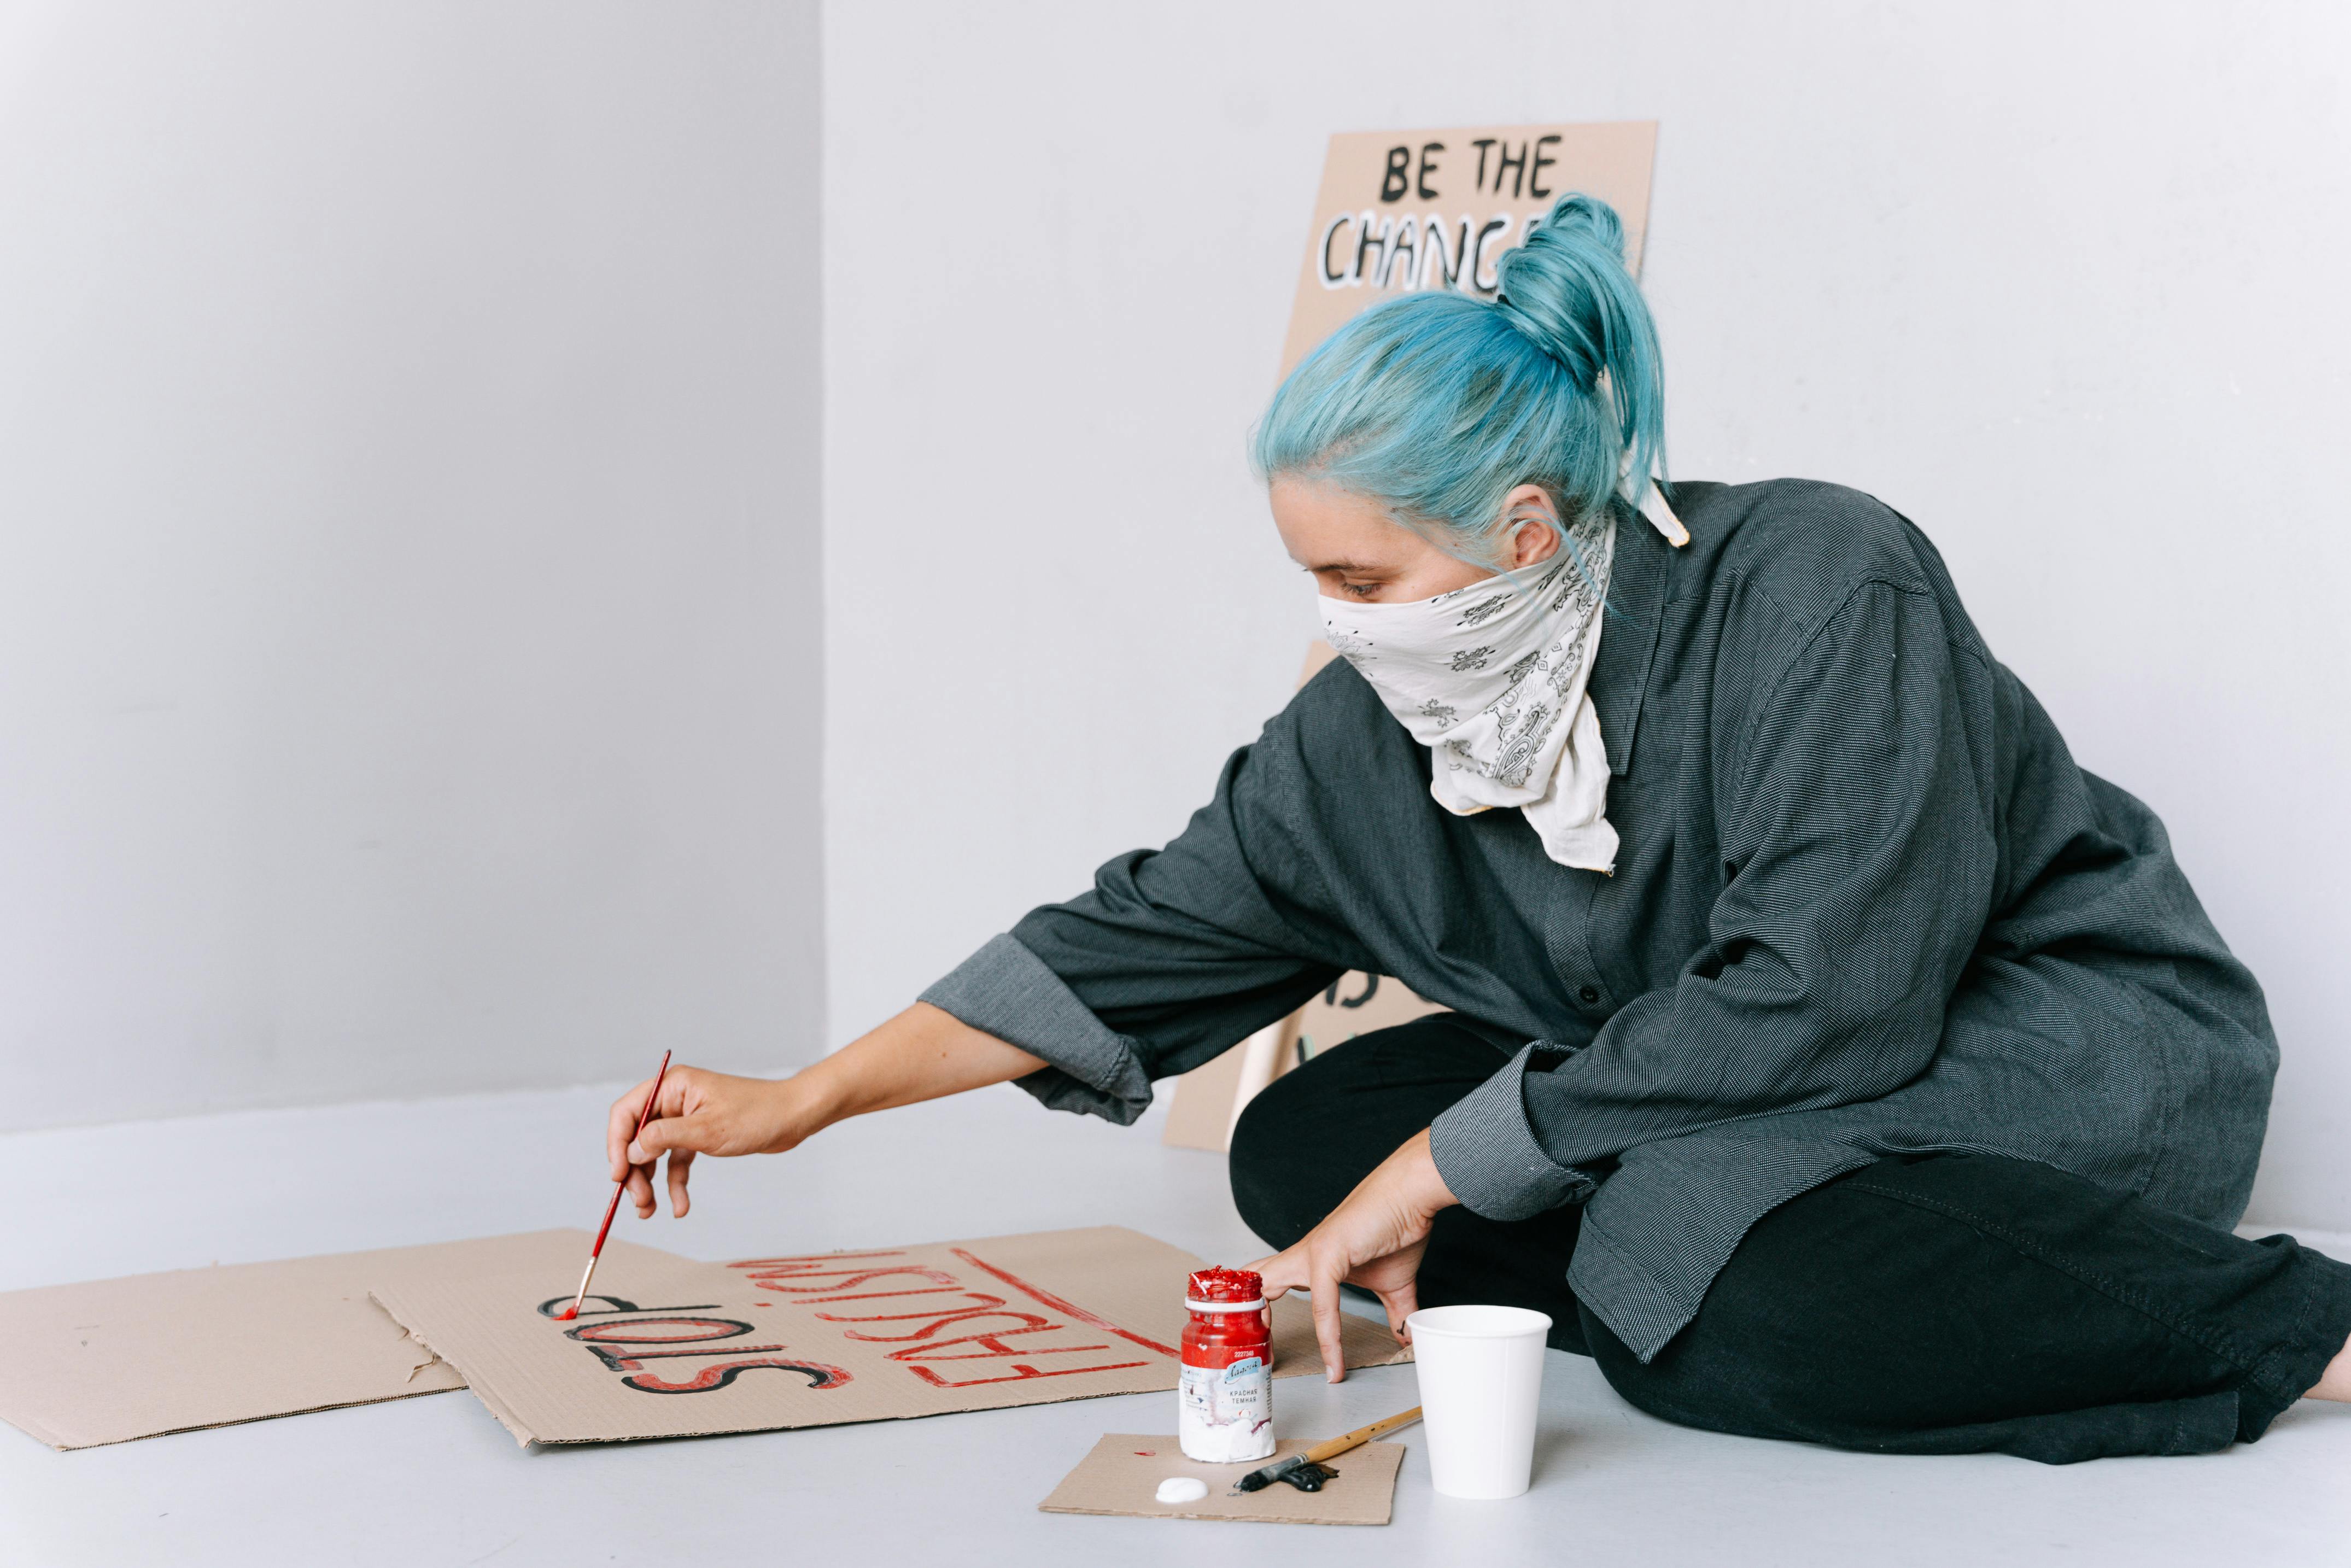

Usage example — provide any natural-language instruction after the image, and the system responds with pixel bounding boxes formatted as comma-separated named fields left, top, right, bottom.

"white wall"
left=824, top=2, right=2351, bottom=1228
left=0, top=1, right=826, bottom=1127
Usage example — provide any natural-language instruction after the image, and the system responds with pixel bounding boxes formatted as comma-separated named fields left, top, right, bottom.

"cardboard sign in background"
left=1278, top=121, right=1658, bottom=378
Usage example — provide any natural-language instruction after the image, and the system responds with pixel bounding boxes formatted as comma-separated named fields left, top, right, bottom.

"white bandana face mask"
left=1319, top=481, right=1684, bottom=875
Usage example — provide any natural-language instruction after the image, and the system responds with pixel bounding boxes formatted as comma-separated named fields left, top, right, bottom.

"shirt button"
left=1578, top=985, right=1600, bottom=1005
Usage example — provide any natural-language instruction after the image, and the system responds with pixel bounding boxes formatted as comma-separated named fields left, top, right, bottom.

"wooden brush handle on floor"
left=1303, top=1405, right=1423, bottom=1463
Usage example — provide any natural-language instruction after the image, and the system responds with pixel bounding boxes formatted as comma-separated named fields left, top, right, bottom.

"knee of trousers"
left=1226, top=1067, right=1321, bottom=1253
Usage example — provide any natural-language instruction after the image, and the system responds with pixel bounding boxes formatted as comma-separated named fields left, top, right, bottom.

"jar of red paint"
left=1179, top=1266, right=1273, bottom=1462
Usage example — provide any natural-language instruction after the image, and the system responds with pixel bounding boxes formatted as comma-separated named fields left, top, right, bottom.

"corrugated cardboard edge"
left=369, top=1286, right=540, bottom=1447
left=30, top=1360, right=467, bottom=1450
left=2, top=1231, right=688, bottom=1452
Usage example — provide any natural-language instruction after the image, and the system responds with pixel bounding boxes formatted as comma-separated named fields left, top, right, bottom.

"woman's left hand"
left=1248, top=1127, right=1459, bottom=1382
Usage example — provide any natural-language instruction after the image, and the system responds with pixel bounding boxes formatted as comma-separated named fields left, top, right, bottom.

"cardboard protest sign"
left=372, top=1226, right=1409, bottom=1446
left=1278, top=121, right=1657, bottom=379
left=0, top=1229, right=679, bottom=1449
left=1039, top=1433, right=1407, bottom=1527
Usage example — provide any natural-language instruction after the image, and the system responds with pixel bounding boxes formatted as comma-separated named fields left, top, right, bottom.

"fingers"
left=633, top=1111, right=719, bottom=1162
left=625, top=1160, right=656, bottom=1219
left=607, top=1076, right=657, bottom=1181
left=1311, top=1257, right=1348, bottom=1383
left=1376, top=1278, right=1419, bottom=1344
left=1243, top=1250, right=1300, bottom=1301
left=665, top=1148, right=696, bottom=1219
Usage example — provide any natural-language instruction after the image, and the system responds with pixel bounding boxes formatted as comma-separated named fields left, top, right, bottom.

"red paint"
left=623, top=1356, right=852, bottom=1395
left=949, top=1248, right=1181, bottom=1358
left=904, top=1354, right=1149, bottom=1389
left=1187, top=1267, right=1261, bottom=1306
left=1182, top=1269, right=1270, bottom=1374
left=555, top=1244, right=1180, bottom=1399
left=565, top=1316, right=755, bottom=1345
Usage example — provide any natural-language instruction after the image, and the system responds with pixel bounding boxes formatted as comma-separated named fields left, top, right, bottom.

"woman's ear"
left=1500, top=484, right=1563, bottom=570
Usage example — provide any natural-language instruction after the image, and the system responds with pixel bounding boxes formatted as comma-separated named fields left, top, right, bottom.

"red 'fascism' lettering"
left=814, top=1293, right=1069, bottom=1343
left=903, top=1354, right=1151, bottom=1389
left=728, top=1251, right=986, bottom=1306
left=703, top=1245, right=1180, bottom=1391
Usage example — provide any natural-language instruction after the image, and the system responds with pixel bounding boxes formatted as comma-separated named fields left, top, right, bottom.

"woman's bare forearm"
left=611, top=1003, right=1049, bottom=1218
left=792, top=1001, right=1048, bottom=1132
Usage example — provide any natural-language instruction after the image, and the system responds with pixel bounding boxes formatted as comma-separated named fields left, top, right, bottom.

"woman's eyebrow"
left=1302, top=558, right=1388, bottom=575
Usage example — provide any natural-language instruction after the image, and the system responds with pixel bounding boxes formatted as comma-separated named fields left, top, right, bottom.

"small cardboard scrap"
left=372, top=1225, right=1409, bottom=1446
left=1039, top=1434, right=1405, bottom=1526
left=0, top=1230, right=679, bottom=1450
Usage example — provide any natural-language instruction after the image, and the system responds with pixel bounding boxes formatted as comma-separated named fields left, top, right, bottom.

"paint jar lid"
left=1186, top=1267, right=1262, bottom=1304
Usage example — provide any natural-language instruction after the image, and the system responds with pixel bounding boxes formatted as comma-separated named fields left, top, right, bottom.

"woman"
left=607, top=194, right=2350, bottom=1464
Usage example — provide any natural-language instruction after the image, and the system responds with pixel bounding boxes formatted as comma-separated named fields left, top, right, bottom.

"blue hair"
left=1252, top=192, right=1665, bottom=572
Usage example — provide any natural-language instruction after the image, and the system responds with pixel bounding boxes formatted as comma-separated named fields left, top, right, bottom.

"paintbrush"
left=554, top=1049, right=673, bottom=1322
left=1235, top=1404, right=1423, bottom=1492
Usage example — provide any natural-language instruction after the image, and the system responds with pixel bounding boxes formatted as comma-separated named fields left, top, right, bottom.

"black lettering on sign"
left=536, top=1295, right=722, bottom=1318
left=1353, top=213, right=1388, bottom=286
left=1424, top=217, right=1471, bottom=292
left=1471, top=214, right=1512, bottom=292
left=565, top=1316, right=759, bottom=1345
left=1494, top=140, right=1528, bottom=198
left=1471, top=138, right=1496, bottom=190
left=578, top=1339, right=785, bottom=1373
left=1381, top=145, right=1411, bottom=202
left=1416, top=142, right=1444, bottom=200
left=1381, top=217, right=1418, bottom=289
left=1319, top=212, right=1355, bottom=286
left=1530, top=134, right=1561, bottom=199
left=623, top=1357, right=853, bottom=1395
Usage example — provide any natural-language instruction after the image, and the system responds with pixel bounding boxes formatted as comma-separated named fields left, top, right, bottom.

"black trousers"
left=1229, top=1014, right=2351, bottom=1465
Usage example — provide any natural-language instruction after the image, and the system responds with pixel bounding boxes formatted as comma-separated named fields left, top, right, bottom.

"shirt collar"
left=1589, top=485, right=1683, bottom=776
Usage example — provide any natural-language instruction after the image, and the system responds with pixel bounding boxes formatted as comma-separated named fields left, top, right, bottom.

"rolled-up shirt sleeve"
left=1426, top=1042, right=1598, bottom=1218
left=1431, top=578, right=1996, bottom=1217
left=919, top=722, right=1353, bottom=1125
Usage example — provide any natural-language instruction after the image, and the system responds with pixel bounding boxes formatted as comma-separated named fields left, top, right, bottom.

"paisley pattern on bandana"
left=1320, top=507, right=1621, bottom=872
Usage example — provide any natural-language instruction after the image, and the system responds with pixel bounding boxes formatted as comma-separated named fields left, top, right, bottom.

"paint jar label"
left=1178, top=1355, right=1272, bottom=1462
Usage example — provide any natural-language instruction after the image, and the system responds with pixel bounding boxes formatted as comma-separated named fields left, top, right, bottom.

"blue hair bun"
left=1494, top=195, right=1641, bottom=394
left=1254, top=191, right=1666, bottom=564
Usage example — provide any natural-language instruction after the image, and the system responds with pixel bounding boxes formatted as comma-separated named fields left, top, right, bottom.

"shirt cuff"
left=917, top=933, right=1155, bottom=1126
left=1428, top=1042, right=1598, bottom=1220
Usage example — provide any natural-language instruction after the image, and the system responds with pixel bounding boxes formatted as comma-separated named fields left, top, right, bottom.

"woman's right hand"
left=605, top=1066, right=820, bottom=1220
left=598, top=1002, right=1049, bottom=1224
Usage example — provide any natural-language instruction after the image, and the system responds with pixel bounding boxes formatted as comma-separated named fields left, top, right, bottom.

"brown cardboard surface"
left=373, top=1225, right=1410, bottom=1446
left=1278, top=121, right=1657, bottom=379
left=1039, top=1434, right=1405, bottom=1526
left=0, top=1230, right=679, bottom=1450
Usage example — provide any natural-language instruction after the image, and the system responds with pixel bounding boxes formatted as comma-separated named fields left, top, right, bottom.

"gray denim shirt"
left=921, top=479, right=2277, bottom=1361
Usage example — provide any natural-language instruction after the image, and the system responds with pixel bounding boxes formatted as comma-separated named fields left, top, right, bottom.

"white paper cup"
left=1405, top=1303, right=1551, bottom=1499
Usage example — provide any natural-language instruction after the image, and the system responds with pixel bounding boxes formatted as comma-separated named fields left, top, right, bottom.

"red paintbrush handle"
left=590, top=1050, right=674, bottom=1259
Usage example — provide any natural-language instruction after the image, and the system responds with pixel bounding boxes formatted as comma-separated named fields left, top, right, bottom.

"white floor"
left=2, top=1083, right=2347, bottom=1568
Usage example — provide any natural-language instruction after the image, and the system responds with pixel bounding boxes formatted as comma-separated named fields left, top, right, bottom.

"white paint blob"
left=1155, top=1477, right=1210, bottom=1505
